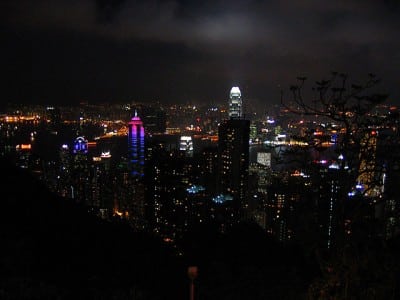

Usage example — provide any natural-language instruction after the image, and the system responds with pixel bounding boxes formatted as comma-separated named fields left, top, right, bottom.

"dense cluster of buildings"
left=1, top=88, right=399, bottom=252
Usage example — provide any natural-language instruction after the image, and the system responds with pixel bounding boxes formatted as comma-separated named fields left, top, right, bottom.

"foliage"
left=282, top=72, right=388, bottom=193
left=281, top=73, right=400, bottom=299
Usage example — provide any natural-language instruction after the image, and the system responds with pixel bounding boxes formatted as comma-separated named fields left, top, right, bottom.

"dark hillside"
left=0, top=157, right=186, bottom=300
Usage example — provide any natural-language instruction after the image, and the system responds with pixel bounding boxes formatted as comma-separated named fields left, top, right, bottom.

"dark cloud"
left=2, top=0, right=399, bottom=106
left=95, top=0, right=127, bottom=23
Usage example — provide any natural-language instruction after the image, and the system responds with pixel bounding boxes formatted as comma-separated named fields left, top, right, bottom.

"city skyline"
left=2, top=1, right=400, bottom=108
left=1, top=89, right=400, bottom=298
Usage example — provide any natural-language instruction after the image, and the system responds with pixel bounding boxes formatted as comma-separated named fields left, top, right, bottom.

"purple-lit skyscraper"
left=128, top=111, right=145, bottom=177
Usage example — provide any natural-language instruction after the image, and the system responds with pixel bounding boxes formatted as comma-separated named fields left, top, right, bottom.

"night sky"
left=2, top=0, right=400, bottom=107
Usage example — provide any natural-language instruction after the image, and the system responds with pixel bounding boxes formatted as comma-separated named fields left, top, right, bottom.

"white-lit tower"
left=229, top=86, right=242, bottom=119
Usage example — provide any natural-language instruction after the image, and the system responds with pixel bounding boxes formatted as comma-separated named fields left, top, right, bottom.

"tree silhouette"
left=282, top=72, right=388, bottom=190
left=281, top=73, right=400, bottom=298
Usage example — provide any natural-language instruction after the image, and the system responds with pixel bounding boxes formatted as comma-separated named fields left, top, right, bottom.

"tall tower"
left=128, top=111, right=145, bottom=177
left=217, top=118, right=250, bottom=209
left=71, top=136, right=90, bottom=203
left=229, top=86, right=242, bottom=119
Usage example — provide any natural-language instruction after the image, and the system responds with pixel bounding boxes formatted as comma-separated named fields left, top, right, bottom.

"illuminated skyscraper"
left=316, top=166, right=343, bottom=250
left=213, top=87, right=249, bottom=228
left=128, top=111, right=145, bottom=177
left=229, top=86, right=242, bottom=119
left=71, top=136, right=90, bottom=203
left=73, top=136, right=88, bottom=154
left=180, top=136, right=193, bottom=157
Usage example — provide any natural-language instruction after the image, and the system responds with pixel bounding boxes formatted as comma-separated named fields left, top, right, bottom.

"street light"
left=187, top=266, right=198, bottom=300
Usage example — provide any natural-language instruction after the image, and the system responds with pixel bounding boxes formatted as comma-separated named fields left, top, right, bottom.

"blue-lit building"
left=71, top=136, right=90, bottom=204
left=73, top=136, right=88, bottom=154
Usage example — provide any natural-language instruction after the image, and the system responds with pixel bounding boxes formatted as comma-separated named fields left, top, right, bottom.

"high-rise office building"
left=373, top=124, right=400, bottom=239
left=229, top=86, right=242, bottom=119
left=45, top=106, right=61, bottom=128
left=71, top=136, right=90, bottom=203
left=313, top=162, right=348, bottom=250
left=144, top=141, right=190, bottom=240
left=57, top=144, right=72, bottom=198
left=128, top=111, right=145, bottom=177
left=217, top=118, right=250, bottom=209
left=266, top=173, right=310, bottom=243
left=141, top=105, right=167, bottom=134
left=214, top=86, right=250, bottom=227
left=180, top=136, right=194, bottom=157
